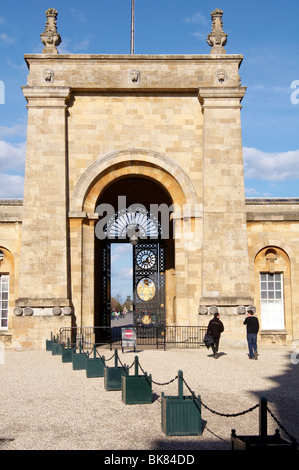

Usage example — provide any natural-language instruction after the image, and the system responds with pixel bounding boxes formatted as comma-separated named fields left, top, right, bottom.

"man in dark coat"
left=207, top=312, right=224, bottom=358
left=243, top=309, right=259, bottom=359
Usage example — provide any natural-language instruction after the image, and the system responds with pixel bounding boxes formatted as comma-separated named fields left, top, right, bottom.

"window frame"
left=260, top=272, right=285, bottom=330
left=0, top=274, right=9, bottom=330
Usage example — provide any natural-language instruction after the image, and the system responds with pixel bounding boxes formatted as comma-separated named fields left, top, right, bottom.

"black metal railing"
left=58, top=325, right=207, bottom=351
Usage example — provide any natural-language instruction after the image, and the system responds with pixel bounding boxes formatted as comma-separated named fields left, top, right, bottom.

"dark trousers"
left=211, top=337, right=220, bottom=355
left=247, top=333, right=257, bottom=358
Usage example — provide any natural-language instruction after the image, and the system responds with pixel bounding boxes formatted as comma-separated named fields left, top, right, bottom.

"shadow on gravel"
left=249, top=351, right=299, bottom=446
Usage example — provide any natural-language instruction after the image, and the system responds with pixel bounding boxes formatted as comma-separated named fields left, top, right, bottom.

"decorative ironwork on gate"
left=104, top=205, right=162, bottom=240
left=99, top=206, right=166, bottom=330
left=133, top=243, right=165, bottom=329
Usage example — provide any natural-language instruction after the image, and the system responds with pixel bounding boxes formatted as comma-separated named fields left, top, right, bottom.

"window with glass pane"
left=260, top=273, right=284, bottom=330
left=0, top=275, right=9, bottom=329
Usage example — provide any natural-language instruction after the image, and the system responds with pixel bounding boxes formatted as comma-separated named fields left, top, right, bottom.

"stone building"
left=0, top=9, right=298, bottom=349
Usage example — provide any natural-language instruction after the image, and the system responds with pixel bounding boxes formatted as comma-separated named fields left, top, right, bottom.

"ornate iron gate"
left=99, top=205, right=165, bottom=330
left=133, top=242, right=165, bottom=329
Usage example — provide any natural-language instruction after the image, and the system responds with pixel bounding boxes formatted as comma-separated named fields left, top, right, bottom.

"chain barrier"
left=53, top=339, right=297, bottom=444
left=138, top=355, right=296, bottom=442
left=117, top=353, right=135, bottom=374
left=180, top=375, right=259, bottom=417
left=138, top=360, right=178, bottom=386
left=267, top=406, right=297, bottom=443
left=201, top=401, right=259, bottom=418
left=97, top=350, right=114, bottom=363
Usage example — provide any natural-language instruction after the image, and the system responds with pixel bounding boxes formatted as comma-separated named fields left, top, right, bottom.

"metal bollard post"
left=134, top=356, right=139, bottom=376
left=259, top=396, right=268, bottom=440
left=178, top=370, right=184, bottom=400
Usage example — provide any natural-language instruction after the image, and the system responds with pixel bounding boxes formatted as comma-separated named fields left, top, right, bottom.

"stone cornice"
left=0, top=199, right=23, bottom=206
left=24, top=53, right=244, bottom=62
left=246, top=198, right=299, bottom=205
left=23, top=54, right=243, bottom=93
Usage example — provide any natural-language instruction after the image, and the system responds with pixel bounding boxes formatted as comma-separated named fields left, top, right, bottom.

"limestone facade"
left=0, top=10, right=298, bottom=349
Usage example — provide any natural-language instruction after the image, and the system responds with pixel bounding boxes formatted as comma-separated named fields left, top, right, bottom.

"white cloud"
left=185, top=12, right=208, bottom=27
left=6, top=59, right=27, bottom=71
left=0, top=32, right=15, bottom=45
left=0, top=140, right=26, bottom=197
left=0, top=141, right=26, bottom=173
left=111, top=244, right=132, bottom=262
left=111, top=244, right=133, bottom=299
left=185, top=11, right=208, bottom=41
left=244, top=187, right=260, bottom=196
left=112, top=266, right=133, bottom=281
left=0, top=173, right=24, bottom=198
left=73, top=37, right=91, bottom=51
left=0, top=123, right=27, bottom=139
left=69, top=7, right=87, bottom=23
left=243, top=147, right=299, bottom=182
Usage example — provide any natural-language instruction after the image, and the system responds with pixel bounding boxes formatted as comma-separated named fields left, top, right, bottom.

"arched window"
left=0, top=274, right=9, bottom=329
left=0, top=250, right=9, bottom=330
left=260, top=272, right=284, bottom=330
left=255, top=246, right=289, bottom=331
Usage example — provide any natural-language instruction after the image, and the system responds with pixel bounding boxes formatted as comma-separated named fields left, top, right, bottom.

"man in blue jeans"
left=243, top=309, right=259, bottom=359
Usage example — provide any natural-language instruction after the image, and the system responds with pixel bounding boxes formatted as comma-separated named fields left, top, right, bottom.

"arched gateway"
left=69, top=150, right=197, bottom=332
left=11, top=8, right=299, bottom=349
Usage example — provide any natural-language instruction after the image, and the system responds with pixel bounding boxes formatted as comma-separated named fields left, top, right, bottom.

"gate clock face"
left=136, top=249, right=156, bottom=269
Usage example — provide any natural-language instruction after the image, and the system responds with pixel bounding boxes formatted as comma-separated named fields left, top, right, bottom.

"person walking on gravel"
left=243, top=309, right=259, bottom=359
left=207, top=312, right=224, bottom=359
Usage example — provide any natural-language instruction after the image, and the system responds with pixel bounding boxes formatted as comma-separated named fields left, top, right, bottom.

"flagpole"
left=131, top=0, right=135, bottom=54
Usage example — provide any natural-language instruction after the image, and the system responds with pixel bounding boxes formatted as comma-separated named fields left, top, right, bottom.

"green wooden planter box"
left=122, top=356, right=152, bottom=405
left=104, top=350, right=129, bottom=391
left=161, top=370, right=202, bottom=436
left=61, top=340, right=73, bottom=363
left=86, top=346, right=106, bottom=378
left=72, top=342, right=87, bottom=370
left=51, top=341, right=63, bottom=356
left=46, top=332, right=55, bottom=351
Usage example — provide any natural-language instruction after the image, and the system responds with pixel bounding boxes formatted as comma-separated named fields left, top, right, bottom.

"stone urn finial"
left=40, top=8, right=61, bottom=54
left=207, top=9, right=227, bottom=54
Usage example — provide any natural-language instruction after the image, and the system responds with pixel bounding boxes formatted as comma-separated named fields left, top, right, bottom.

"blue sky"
left=1, top=1, right=299, bottom=299
left=1, top=0, right=299, bottom=199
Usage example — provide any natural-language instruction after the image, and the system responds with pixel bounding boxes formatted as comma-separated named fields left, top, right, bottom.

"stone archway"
left=69, top=150, right=200, bottom=328
left=70, top=148, right=199, bottom=213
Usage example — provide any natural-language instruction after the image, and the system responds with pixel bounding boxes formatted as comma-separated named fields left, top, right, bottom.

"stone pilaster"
left=15, top=86, right=72, bottom=317
left=198, top=87, right=253, bottom=314
left=68, top=212, right=99, bottom=328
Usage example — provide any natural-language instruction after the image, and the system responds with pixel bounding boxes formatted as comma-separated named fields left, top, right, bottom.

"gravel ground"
left=0, top=345, right=298, bottom=451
